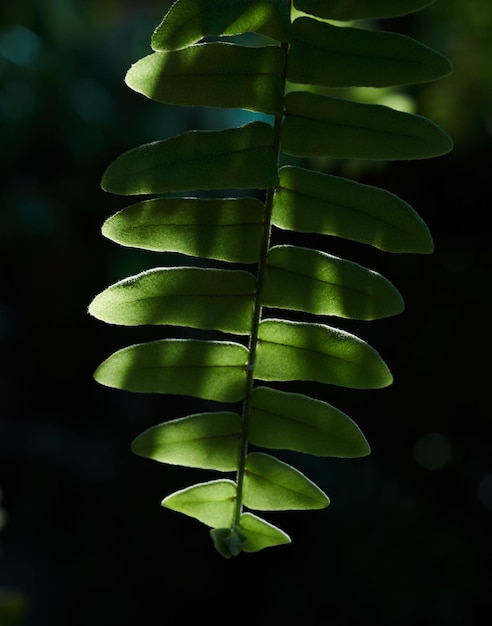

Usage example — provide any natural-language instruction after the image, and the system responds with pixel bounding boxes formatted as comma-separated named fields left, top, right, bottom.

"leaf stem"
left=233, top=27, right=290, bottom=530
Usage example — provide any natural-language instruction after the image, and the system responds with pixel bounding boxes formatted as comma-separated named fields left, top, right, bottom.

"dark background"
left=1, top=1, right=490, bottom=624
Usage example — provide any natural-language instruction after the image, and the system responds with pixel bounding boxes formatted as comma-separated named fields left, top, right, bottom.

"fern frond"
left=90, top=0, right=452, bottom=557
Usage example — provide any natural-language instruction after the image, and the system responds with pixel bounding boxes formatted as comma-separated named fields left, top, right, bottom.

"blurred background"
left=0, top=1, right=490, bottom=624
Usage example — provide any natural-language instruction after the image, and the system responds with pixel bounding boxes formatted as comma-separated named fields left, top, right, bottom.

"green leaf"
left=101, top=197, right=265, bottom=263
left=162, top=480, right=237, bottom=527
left=255, top=319, right=393, bottom=389
left=282, top=91, right=453, bottom=160
left=88, top=267, right=256, bottom=335
left=288, top=17, right=451, bottom=88
left=152, top=0, right=292, bottom=51
left=243, top=452, right=329, bottom=510
left=126, top=43, right=286, bottom=116
left=210, top=513, right=290, bottom=557
left=294, top=0, right=436, bottom=20
left=101, top=122, right=277, bottom=195
left=210, top=527, right=248, bottom=558
left=239, top=512, right=291, bottom=552
left=272, top=166, right=434, bottom=253
left=94, top=339, right=248, bottom=402
left=249, top=386, right=370, bottom=457
left=131, top=412, right=241, bottom=471
left=261, top=245, right=404, bottom=320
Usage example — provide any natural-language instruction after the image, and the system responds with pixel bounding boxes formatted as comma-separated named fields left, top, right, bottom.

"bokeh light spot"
left=413, top=432, right=452, bottom=470
left=69, top=79, right=114, bottom=123
left=0, top=25, right=42, bottom=67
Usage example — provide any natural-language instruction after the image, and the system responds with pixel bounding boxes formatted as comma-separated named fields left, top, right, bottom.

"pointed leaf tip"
left=262, top=245, right=404, bottom=320
left=255, top=319, right=393, bottom=389
left=94, top=339, right=248, bottom=402
left=131, top=412, right=242, bottom=471
left=250, top=386, right=371, bottom=457
left=273, top=166, right=434, bottom=254
left=125, top=44, right=286, bottom=115
left=101, top=197, right=265, bottom=263
left=89, top=267, right=256, bottom=335
left=239, top=513, right=291, bottom=553
left=289, top=17, right=452, bottom=89
left=162, top=480, right=237, bottom=528
left=101, top=122, right=277, bottom=196
left=210, top=514, right=291, bottom=557
left=244, top=452, right=329, bottom=511
left=282, top=92, right=453, bottom=161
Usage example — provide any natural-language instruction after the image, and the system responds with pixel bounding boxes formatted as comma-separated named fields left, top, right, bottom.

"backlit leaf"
left=288, top=17, right=451, bottom=88
left=88, top=267, right=256, bottom=335
left=255, top=319, right=393, bottom=389
left=152, top=0, right=292, bottom=51
left=261, top=245, right=404, bottom=320
left=249, top=386, right=370, bottom=457
left=210, top=513, right=291, bottom=556
left=101, top=197, right=264, bottom=263
left=126, top=43, right=285, bottom=115
left=282, top=91, right=453, bottom=160
left=162, top=480, right=237, bottom=527
left=272, top=166, right=434, bottom=253
left=243, top=452, right=329, bottom=510
left=102, top=122, right=277, bottom=195
left=93, top=339, right=248, bottom=402
left=294, top=0, right=436, bottom=20
left=210, top=527, right=248, bottom=558
left=131, top=412, right=241, bottom=471
left=239, top=513, right=291, bottom=552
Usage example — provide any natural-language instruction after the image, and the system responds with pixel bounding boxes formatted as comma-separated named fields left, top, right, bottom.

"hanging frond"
left=90, top=0, right=452, bottom=558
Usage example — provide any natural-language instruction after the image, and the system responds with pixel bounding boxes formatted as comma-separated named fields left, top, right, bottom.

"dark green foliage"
left=296, top=0, right=436, bottom=20
left=89, top=0, right=452, bottom=556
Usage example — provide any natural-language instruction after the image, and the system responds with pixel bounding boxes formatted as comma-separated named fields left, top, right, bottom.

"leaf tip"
left=210, top=527, right=247, bottom=559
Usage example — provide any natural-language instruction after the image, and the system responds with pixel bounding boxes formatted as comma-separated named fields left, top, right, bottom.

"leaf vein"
left=267, top=262, right=373, bottom=297
left=258, top=337, right=354, bottom=365
left=278, top=185, right=410, bottom=235
left=285, top=111, right=421, bottom=142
